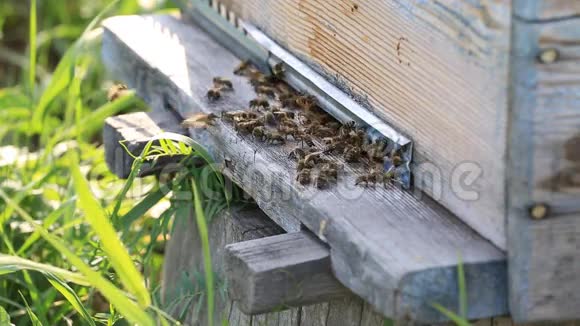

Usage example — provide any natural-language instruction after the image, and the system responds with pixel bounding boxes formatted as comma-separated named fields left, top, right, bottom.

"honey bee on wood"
left=288, top=147, right=307, bottom=161
left=249, top=96, right=270, bottom=110
left=234, top=119, right=263, bottom=133
left=297, top=158, right=315, bottom=171
left=295, top=95, right=318, bottom=111
left=315, top=169, right=337, bottom=189
left=320, top=163, right=341, bottom=180
left=279, top=93, right=297, bottom=107
left=252, top=126, right=267, bottom=141
left=273, top=111, right=296, bottom=120
left=221, top=110, right=258, bottom=122
left=296, top=168, right=312, bottom=185
left=275, top=82, right=292, bottom=96
left=233, top=60, right=251, bottom=75
left=213, top=77, right=233, bottom=90
left=271, top=62, right=285, bottom=79
left=277, top=125, right=302, bottom=140
left=344, top=146, right=363, bottom=163
left=107, top=83, right=129, bottom=102
left=304, top=151, right=325, bottom=165
left=355, top=173, right=378, bottom=188
left=264, top=131, right=286, bottom=144
left=181, top=113, right=218, bottom=129
left=207, top=87, right=223, bottom=101
left=255, top=85, right=276, bottom=97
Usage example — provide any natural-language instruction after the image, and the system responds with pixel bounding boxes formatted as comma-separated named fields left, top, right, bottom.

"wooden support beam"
left=103, top=111, right=186, bottom=178
left=225, top=231, right=349, bottom=314
left=102, top=14, right=508, bottom=323
left=508, top=1, right=580, bottom=322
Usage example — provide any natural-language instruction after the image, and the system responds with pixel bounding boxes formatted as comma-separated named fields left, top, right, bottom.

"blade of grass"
left=0, top=255, right=89, bottom=286
left=19, top=292, right=41, bottom=326
left=0, top=305, right=10, bottom=326
left=0, top=189, right=155, bottom=326
left=119, top=187, right=165, bottom=234
left=69, top=153, right=150, bottom=307
left=44, top=273, right=96, bottom=326
left=189, top=177, right=214, bottom=326
left=28, top=0, right=37, bottom=96
left=457, top=257, right=467, bottom=319
left=431, top=303, right=471, bottom=326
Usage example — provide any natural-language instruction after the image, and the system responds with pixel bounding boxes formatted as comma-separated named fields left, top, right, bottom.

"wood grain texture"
left=508, top=2, right=580, bottom=322
left=210, top=0, right=512, bottom=250
left=102, top=14, right=508, bottom=322
left=225, top=231, right=350, bottom=314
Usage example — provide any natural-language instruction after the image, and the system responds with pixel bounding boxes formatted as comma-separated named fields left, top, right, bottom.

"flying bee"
left=249, top=96, right=270, bottom=110
left=296, top=168, right=312, bottom=185
left=264, top=131, right=286, bottom=144
left=252, top=126, right=267, bottom=141
left=255, top=85, right=276, bottom=97
left=107, top=83, right=129, bottom=102
left=207, top=86, right=223, bottom=101
left=233, top=60, right=251, bottom=75
left=213, top=77, right=233, bottom=90
left=181, top=112, right=218, bottom=129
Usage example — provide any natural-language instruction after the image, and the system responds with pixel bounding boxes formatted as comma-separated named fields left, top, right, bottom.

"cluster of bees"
left=182, top=61, right=404, bottom=189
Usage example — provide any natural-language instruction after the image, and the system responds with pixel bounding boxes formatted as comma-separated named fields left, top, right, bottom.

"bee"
left=255, top=85, right=276, bottom=97
left=278, top=125, right=302, bottom=140
left=107, top=83, right=129, bottom=102
left=355, top=173, right=378, bottom=188
left=344, top=146, right=363, bottom=163
left=233, top=60, right=251, bottom=75
left=221, top=110, right=258, bottom=122
left=234, top=119, right=263, bottom=133
left=275, top=82, right=293, bottom=96
left=315, top=170, right=336, bottom=189
left=279, top=93, right=297, bottom=107
left=296, top=168, right=312, bottom=185
left=297, top=158, right=315, bottom=171
left=320, top=163, right=340, bottom=180
left=271, top=62, right=285, bottom=79
left=295, top=95, right=317, bottom=110
left=304, top=151, right=325, bottom=165
left=207, top=87, right=223, bottom=101
left=252, top=126, right=267, bottom=141
left=273, top=111, right=295, bottom=120
left=311, top=126, right=335, bottom=138
left=213, top=77, right=233, bottom=90
left=264, top=131, right=286, bottom=144
left=249, top=96, right=270, bottom=110
left=288, top=147, right=307, bottom=161
left=181, top=113, right=218, bottom=129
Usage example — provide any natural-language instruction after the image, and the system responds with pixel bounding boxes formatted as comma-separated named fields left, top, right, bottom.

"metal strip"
left=186, top=1, right=413, bottom=188
left=241, top=22, right=411, bottom=147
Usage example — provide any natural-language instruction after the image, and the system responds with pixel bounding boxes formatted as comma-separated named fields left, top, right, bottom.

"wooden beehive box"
left=101, top=0, right=580, bottom=323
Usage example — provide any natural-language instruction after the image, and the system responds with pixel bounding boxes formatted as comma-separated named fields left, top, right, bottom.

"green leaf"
left=69, top=153, right=151, bottom=307
left=44, top=273, right=96, bottom=326
left=0, top=305, right=10, bottom=326
left=0, top=189, right=155, bottom=326
left=457, top=256, right=467, bottom=319
left=28, top=0, right=37, bottom=96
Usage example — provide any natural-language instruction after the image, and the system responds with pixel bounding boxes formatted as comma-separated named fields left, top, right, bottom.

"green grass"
left=0, top=0, right=229, bottom=325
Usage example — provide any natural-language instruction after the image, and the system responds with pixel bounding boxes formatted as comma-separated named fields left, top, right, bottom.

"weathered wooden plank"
left=102, top=14, right=508, bottom=323
left=103, top=111, right=186, bottom=178
left=197, top=0, right=512, bottom=250
left=508, top=2, right=580, bottom=322
left=515, top=2, right=580, bottom=21
left=225, top=231, right=350, bottom=314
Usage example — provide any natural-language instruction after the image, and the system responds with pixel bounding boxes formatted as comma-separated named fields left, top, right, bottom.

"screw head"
left=529, top=203, right=550, bottom=220
left=537, top=48, right=559, bottom=64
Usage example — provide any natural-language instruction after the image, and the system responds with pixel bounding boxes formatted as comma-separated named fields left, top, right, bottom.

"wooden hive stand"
left=100, top=0, right=580, bottom=324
